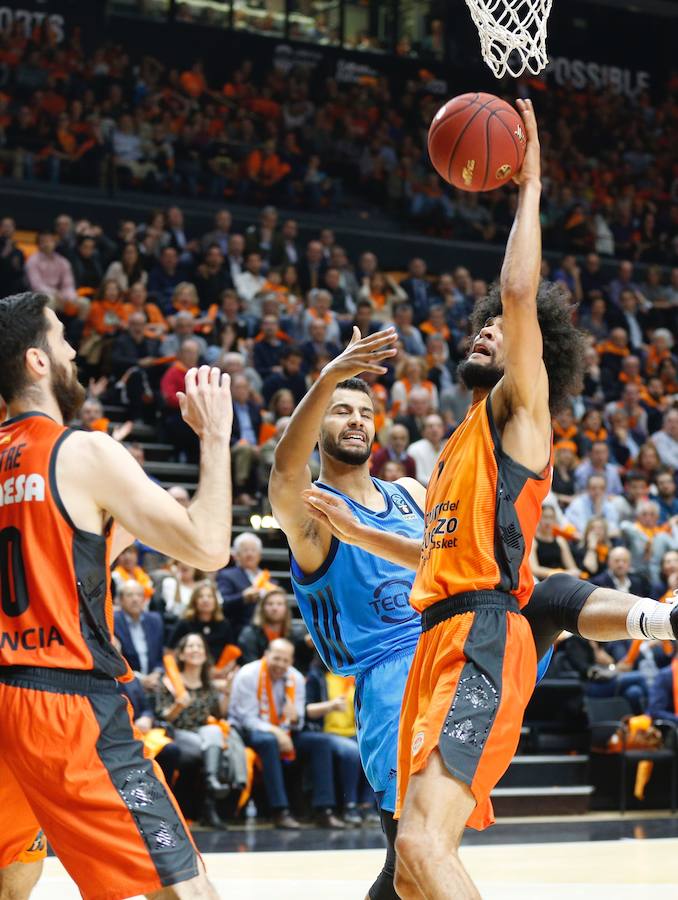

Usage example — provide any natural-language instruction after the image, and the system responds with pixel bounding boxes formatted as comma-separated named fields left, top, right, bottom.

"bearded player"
left=0, top=293, right=232, bottom=900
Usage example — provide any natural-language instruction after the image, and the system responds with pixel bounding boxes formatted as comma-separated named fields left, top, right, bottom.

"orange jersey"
left=0, top=412, right=131, bottom=680
left=410, top=395, right=552, bottom=612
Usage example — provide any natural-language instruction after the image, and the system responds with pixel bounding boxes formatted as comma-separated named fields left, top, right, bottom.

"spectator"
left=110, top=311, right=161, bottom=420
left=298, top=240, right=327, bottom=294
left=156, top=634, right=245, bottom=828
left=230, top=372, right=263, bottom=504
left=25, top=230, right=83, bottom=323
left=565, top=474, right=621, bottom=538
left=0, top=217, right=26, bottom=296
left=201, top=209, right=232, bottom=256
left=323, top=267, right=355, bottom=319
left=656, top=468, right=678, bottom=524
left=358, top=271, right=407, bottom=314
left=71, top=236, right=103, bottom=291
left=576, top=516, right=614, bottom=579
left=253, top=314, right=290, bottom=379
left=647, top=649, right=678, bottom=724
left=620, top=500, right=677, bottom=584
left=226, top=233, right=246, bottom=283
left=651, top=409, right=678, bottom=470
left=302, top=289, right=341, bottom=344
left=591, top=545, right=652, bottom=598
left=169, top=581, right=236, bottom=664
left=217, top=533, right=273, bottom=633
left=123, top=282, right=167, bottom=339
left=113, top=580, right=165, bottom=690
left=148, top=246, right=184, bottom=313
left=530, top=505, right=580, bottom=579
left=234, top=251, right=267, bottom=313
left=194, top=244, right=233, bottom=310
left=391, top=356, right=439, bottom=416
left=392, top=302, right=426, bottom=357
left=552, top=440, right=578, bottom=506
left=229, top=639, right=344, bottom=829
left=394, top=387, right=432, bottom=444
left=262, top=345, right=307, bottom=406
left=634, top=441, right=664, bottom=486
left=245, top=206, right=280, bottom=262
left=161, top=561, right=203, bottom=620
left=370, top=423, right=416, bottom=480
left=305, top=658, right=372, bottom=826
left=300, top=318, right=341, bottom=374
left=407, top=413, right=446, bottom=486
left=399, top=257, right=436, bottom=324
left=105, top=241, right=147, bottom=291
left=112, top=545, right=154, bottom=600
left=574, top=441, right=623, bottom=495
left=238, top=588, right=292, bottom=665
left=160, top=339, right=201, bottom=463
left=160, top=312, right=208, bottom=358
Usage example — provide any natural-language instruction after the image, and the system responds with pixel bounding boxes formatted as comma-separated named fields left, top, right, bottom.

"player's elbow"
left=197, top=541, right=232, bottom=571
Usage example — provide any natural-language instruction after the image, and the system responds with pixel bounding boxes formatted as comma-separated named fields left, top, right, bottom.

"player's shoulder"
left=394, top=477, right=426, bottom=510
left=57, top=427, right=124, bottom=473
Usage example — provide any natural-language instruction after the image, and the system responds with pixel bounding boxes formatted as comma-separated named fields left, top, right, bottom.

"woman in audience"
left=169, top=581, right=235, bottom=664
left=161, top=561, right=203, bottom=620
left=105, top=241, right=147, bottom=290
left=576, top=516, right=614, bottom=578
left=156, top=634, right=246, bottom=828
left=390, top=355, right=439, bottom=417
left=122, top=280, right=167, bottom=338
left=259, top=388, right=295, bottom=444
left=237, top=588, right=292, bottom=664
left=358, top=270, right=407, bottom=312
left=657, top=549, right=678, bottom=601
left=552, top=439, right=578, bottom=507
left=529, top=504, right=580, bottom=580
left=634, top=441, right=663, bottom=486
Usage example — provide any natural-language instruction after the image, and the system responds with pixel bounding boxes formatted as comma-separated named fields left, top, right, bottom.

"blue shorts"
left=355, top=648, right=415, bottom=813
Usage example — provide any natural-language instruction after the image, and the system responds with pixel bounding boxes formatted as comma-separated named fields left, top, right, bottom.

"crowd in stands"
left=1, top=23, right=678, bottom=254
left=2, top=190, right=671, bottom=824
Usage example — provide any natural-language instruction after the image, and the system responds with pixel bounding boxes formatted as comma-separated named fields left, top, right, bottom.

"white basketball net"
left=464, top=0, right=554, bottom=79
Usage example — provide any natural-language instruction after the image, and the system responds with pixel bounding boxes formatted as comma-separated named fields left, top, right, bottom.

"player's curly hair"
left=470, top=281, right=586, bottom=415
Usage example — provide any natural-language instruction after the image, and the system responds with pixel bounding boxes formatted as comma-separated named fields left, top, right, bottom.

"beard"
left=50, top=358, right=86, bottom=423
left=457, top=357, right=503, bottom=390
left=320, top=430, right=373, bottom=466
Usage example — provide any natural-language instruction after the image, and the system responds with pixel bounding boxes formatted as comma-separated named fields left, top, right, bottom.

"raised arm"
left=497, top=101, right=547, bottom=408
left=59, top=366, right=233, bottom=571
left=269, top=326, right=396, bottom=573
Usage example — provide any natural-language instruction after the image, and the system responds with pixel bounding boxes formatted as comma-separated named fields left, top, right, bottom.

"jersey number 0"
left=0, top=526, right=30, bottom=617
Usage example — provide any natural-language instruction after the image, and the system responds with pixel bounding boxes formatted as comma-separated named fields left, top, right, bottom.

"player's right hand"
left=321, top=326, right=397, bottom=383
left=302, top=488, right=364, bottom=545
left=177, top=365, right=233, bottom=441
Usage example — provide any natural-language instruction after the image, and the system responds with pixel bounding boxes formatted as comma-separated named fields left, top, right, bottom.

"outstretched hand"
left=321, top=326, right=398, bottom=384
left=177, top=365, right=233, bottom=440
left=302, top=488, right=364, bottom=545
left=513, top=98, right=541, bottom=187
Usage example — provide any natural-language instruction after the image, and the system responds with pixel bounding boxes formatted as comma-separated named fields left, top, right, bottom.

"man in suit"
left=399, top=257, right=436, bottom=324
left=113, top=580, right=165, bottom=692
left=262, top=345, right=307, bottom=406
left=394, top=386, right=432, bottom=444
left=270, top=218, right=300, bottom=268
left=300, top=318, right=340, bottom=374
left=201, top=208, right=232, bottom=256
left=216, top=532, right=276, bottom=633
left=245, top=205, right=280, bottom=266
left=231, top=372, right=263, bottom=504
left=298, top=240, right=327, bottom=294
left=591, top=546, right=652, bottom=597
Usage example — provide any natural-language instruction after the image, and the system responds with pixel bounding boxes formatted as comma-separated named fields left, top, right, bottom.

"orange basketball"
left=427, top=93, right=526, bottom=192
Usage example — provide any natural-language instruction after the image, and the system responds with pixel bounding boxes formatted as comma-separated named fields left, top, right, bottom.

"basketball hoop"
left=464, top=0, right=554, bottom=79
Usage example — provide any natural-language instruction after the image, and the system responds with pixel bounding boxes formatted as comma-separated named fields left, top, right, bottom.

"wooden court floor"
left=33, top=837, right=678, bottom=899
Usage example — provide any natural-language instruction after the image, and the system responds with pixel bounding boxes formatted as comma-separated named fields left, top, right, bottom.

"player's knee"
left=0, top=862, right=43, bottom=900
left=394, top=825, right=427, bottom=872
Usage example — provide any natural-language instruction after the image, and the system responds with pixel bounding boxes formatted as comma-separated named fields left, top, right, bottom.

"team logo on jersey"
left=370, top=577, right=418, bottom=624
left=412, top=732, right=425, bottom=755
left=0, top=434, right=10, bottom=447
left=391, top=493, right=415, bottom=520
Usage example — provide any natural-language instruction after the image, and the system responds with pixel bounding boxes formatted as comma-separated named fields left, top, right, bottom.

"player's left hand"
left=302, top=488, right=363, bottom=545
left=513, top=98, right=540, bottom=187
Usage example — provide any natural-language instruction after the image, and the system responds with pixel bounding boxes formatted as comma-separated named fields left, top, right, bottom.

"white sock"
left=626, top=598, right=675, bottom=641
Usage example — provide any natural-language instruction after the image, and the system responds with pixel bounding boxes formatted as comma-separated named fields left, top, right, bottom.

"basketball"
left=428, top=92, right=527, bottom=192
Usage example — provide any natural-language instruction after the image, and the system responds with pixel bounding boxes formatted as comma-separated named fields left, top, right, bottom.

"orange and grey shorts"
left=0, top=666, right=199, bottom=900
left=396, top=591, right=536, bottom=830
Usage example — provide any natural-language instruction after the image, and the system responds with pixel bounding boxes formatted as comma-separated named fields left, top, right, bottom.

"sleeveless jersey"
left=410, top=394, right=552, bottom=612
left=0, top=412, right=131, bottom=680
left=291, top=478, right=424, bottom=676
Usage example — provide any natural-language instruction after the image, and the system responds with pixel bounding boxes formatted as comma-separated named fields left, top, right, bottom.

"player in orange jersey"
left=0, top=292, right=232, bottom=900
left=320, top=100, right=583, bottom=900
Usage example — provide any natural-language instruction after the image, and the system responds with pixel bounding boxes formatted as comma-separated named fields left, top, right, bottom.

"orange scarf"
left=583, top=427, right=608, bottom=443
left=597, top=340, right=629, bottom=358
left=257, top=658, right=296, bottom=760
left=553, top=422, right=578, bottom=442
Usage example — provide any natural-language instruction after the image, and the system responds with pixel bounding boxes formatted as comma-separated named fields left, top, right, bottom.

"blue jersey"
left=291, top=478, right=424, bottom=676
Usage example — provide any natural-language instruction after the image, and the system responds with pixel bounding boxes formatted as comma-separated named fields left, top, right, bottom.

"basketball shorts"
left=355, top=647, right=417, bottom=814
left=0, top=667, right=199, bottom=900
left=396, top=591, right=536, bottom=830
